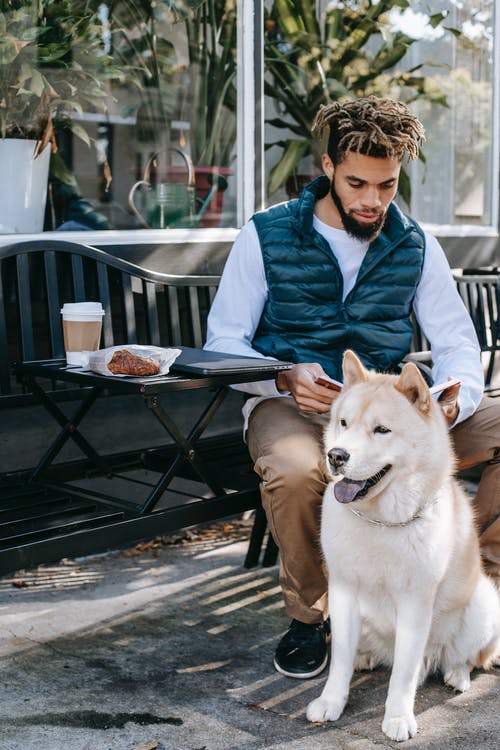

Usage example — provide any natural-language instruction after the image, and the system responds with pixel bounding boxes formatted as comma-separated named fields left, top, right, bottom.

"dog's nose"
left=328, top=448, right=350, bottom=469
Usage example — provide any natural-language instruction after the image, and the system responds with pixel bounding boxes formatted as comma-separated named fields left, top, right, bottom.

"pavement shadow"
left=0, top=535, right=498, bottom=750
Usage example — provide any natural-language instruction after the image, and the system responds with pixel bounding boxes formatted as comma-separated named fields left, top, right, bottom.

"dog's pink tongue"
left=334, top=477, right=366, bottom=503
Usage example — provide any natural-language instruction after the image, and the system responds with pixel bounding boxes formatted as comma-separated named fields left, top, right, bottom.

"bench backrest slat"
left=16, top=254, right=35, bottom=361
left=485, top=282, right=497, bottom=348
left=97, top=262, right=114, bottom=348
left=121, top=272, right=137, bottom=343
left=44, top=251, right=64, bottom=358
left=145, top=280, right=161, bottom=346
left=167, top=286, right=182, bottom=345
left=454, top=273, right=500, bottom=386
left=71, top=254, right=86, bottom=300
left=0, top=262, right=9, bottom=393
left=189, top=287, right=203, bottom=348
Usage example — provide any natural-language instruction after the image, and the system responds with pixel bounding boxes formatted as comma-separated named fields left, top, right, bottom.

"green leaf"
left=274, top=0, right=306, bottom=37
left=266, top=117, right=308, bottom=136
left=397, top=166, right=411, bottom=208
left=324, top=77, right=350, bottom=99
left=0, top=36, right=18, bottom=65
left=443, top=26, right=478, bottom=50
left=27, top=69, right=46, bottom=98
left=429, top=12, right=448, bottom=28
left=267, top=139, right=310, bottom=195
left=68, top=121, right=91, bottom=147
left=49, top=151, right=78, bottom=186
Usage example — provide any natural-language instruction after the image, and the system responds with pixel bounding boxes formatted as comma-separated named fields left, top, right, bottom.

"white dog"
left=307, top=350, right=500, bottom=742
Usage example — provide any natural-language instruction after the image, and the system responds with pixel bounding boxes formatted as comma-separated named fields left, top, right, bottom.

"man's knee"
left=452, top=396, right=500, bottom=469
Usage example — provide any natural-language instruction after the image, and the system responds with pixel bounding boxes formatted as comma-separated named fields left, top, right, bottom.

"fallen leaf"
left=121, top=520, right=251, bottom=558
left=132, top=741, right=159, bottom=750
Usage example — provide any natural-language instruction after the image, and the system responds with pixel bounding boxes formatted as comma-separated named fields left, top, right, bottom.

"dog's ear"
left=342, top=350, right=369, bottom=387
left=395, top=362, right=431, bottom=414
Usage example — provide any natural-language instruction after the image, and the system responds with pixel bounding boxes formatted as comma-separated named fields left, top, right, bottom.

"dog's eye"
left=340, top=418, right=347, bottom=428
left=374, top=425, right=391, bottom=434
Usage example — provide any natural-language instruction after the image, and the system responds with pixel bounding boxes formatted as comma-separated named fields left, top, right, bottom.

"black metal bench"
left=1, top=240, right=497, bottom=576
left=0, top=239, right=275, bottom=574
left=455, top=270, right=500, bottom=392
left=407, top=270, right=500, bottom=395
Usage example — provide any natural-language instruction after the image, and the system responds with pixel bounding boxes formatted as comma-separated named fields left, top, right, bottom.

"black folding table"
left=5, top=352, right=290, bottom=571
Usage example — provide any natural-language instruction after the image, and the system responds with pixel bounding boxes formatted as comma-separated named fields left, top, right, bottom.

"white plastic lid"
left=61, top=302, right=105, bottom=317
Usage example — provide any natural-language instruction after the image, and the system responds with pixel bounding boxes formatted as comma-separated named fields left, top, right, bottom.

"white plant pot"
left=0, top=138, right=51, bottom=234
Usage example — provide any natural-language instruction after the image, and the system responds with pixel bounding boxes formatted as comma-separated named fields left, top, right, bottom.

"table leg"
left=27, top=379, right=111, bottom=481
left=141, top=386, right=229, bottom=512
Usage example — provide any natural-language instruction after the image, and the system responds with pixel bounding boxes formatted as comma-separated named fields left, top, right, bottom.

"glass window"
left=402, top=0, right=495, bottom=227
left=1, top=1, right=496, bottom=237
left=262, top=0, right=496, bottom=229
left=0, top=1, right=238, bottom=234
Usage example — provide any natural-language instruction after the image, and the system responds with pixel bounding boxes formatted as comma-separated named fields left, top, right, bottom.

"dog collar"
left=347, top=498, right=438, bottom=528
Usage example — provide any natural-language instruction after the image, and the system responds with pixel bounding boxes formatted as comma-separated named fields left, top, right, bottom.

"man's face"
left=324, top=151, right=401, bottom=241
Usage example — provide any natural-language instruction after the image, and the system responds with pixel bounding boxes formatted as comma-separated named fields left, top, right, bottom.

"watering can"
left=128, top=148, right=228, bottom=229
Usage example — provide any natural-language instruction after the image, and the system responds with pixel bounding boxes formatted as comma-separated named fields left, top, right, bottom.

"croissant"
left=108, top=349, right=160, bottom=376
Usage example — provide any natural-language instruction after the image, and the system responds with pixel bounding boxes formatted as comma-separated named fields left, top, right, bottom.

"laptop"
left=171, top=346, right=292, bottom=376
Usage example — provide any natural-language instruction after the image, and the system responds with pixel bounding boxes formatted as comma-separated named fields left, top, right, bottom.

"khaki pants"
left=246, top=396, right=500, bottom=624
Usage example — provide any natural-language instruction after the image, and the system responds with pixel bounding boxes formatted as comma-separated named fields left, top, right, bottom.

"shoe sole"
left=273, top=652, right=328, bottom=679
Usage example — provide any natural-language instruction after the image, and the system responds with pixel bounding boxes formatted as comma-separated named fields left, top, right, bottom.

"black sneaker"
left=274, top=618, right=330, bottom=679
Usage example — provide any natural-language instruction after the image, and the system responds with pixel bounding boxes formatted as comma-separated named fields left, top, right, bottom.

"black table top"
left=14, top=352, right=290, bottom=396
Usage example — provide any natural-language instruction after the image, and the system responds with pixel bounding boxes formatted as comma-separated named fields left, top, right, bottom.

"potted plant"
left=181, top=0, right=236, bottom=168
left=112, top=0, right=237, bottom=228
left=181, top=0, right=237, bottom=226
left=263, top=0, right=467, bottom=204
left=0, top=0, right=117, bottom=233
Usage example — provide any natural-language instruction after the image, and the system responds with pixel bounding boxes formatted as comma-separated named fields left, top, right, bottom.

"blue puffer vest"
left=251, top=176, right=425, bottom=382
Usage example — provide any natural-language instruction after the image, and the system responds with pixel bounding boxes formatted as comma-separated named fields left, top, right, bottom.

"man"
left=205, top=96, right=500, bottom=679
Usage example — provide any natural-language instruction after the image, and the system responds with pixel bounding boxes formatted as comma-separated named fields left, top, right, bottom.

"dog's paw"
left=306, top=695, right=345, bottom=723
left=354, top=650, right=378, bottom=671
left=382, top=713, right=418, bottom=742
left=444, top=665, right=471, bottom=692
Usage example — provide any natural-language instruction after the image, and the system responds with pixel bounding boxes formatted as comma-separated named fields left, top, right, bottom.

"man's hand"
left=276, top=363, right=340, bottom=414
left=437, top=379, right=461, bottom=425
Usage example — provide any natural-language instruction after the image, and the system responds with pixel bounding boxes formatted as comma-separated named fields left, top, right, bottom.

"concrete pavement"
left=0, top=521, right=498, bottom=750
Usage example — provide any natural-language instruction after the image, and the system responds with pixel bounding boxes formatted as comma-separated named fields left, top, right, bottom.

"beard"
left=330, top=179, right=386, bottom=241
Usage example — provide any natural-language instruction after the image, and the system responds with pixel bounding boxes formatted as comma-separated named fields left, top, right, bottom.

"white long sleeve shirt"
left=205, top=216, right=484, bottom=427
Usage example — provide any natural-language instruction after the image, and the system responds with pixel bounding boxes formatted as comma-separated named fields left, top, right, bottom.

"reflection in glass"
left=262, top=0, right=494, bottom=228
left=87, top=0, right=238, bottom=230
left=0, top=0, right=238, bottom=233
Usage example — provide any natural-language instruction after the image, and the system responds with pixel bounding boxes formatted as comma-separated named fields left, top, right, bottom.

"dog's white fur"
left=306, top=351, right=500, bottom=742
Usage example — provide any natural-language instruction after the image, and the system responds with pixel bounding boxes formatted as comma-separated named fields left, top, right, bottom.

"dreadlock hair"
left=312, top=96, right=425, bottom=165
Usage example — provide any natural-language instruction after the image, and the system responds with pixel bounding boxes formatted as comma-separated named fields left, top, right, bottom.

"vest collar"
left=294, top=178, right=422, bottom=277
left=294, top=175, right=330, bottom=233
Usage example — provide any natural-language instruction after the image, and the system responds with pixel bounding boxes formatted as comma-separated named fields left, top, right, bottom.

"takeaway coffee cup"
left=61, top=302, right=105, bottom=366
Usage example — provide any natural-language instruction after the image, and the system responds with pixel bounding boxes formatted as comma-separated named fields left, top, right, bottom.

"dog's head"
left=324, top=350, right=451, bottom=505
